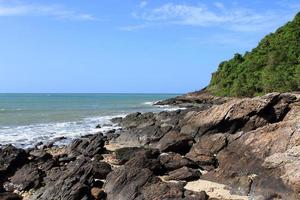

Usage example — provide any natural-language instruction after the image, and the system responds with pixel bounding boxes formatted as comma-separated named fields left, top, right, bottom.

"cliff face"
left=208, top=12, right=300, bottom=97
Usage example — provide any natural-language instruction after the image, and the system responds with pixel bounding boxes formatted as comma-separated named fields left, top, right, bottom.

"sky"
left=0, top=0, right=299, bottom=93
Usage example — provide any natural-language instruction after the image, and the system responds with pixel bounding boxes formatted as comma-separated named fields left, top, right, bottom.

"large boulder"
left=0, top=145, right=27, bottom=175
left=165, top=166, right=201, bottom=181
left=120, top=112, right=156, bottom=129
left=155, top=131, right=194, bottom=155
left=0, top=145, right=27, bottom=192
left=104, top=148, right=162, bottom=200
left=159, top=152, right=198, bottom=171
left=92, top=161, right=112, bottom=179
left=185, top=133, right=227, bottom=168
left=137, top=181, right=185, bottom=200
left=31, top=158, right=95, bottom=200
left=180, top=93, right=296, bottom=139
left=68, top=133, right=105, bottom=157
left=114, top=125, right=164, bottom=147
left=4, top=162, right=44, bottom=192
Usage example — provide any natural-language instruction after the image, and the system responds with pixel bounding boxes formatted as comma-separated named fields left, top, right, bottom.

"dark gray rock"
left=32, top=158, right=94, bottom=200
left=155, top=131, right=194, bottom=155
left=0, top=145, right=27, bottom=174
left=4, top=162, right=44, bottom=192
left=92, top=161, right=112, bottom=179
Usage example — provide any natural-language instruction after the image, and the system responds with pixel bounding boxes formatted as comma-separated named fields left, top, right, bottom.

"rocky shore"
left=1, top=91, right=300, bottom=200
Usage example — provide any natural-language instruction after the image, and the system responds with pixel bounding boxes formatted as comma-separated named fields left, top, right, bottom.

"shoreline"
left=0, top=91, right=300, bottom=200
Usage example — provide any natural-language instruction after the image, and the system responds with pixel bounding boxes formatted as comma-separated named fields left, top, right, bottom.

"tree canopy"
left=208, top=12, right=300, bottom=97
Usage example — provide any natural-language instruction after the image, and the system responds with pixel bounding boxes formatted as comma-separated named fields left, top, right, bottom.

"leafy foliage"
left=208, top=12, right=300, bottom=97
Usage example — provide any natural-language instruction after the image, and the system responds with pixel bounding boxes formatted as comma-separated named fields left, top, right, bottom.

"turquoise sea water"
left=0, top=93, right=179, bottom=148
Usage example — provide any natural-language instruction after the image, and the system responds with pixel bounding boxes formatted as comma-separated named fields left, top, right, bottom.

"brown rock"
left=166, top=166, right=201, bottom=181
left=91, top=187, right=106, bottom=200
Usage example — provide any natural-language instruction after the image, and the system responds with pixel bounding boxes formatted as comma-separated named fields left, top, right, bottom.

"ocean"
left=0, top=93, right=179, bottom=148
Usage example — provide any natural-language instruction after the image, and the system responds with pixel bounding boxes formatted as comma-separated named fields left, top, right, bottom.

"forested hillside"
left=208, top=12, right=300, bottom=97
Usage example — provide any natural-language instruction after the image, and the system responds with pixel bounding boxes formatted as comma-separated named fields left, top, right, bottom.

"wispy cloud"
left=125, top=2, right=298, bottom=32
left=0, top=2, right=96, bottom=21
left=119, top=24, right=148, bottom=31
left=139, top=1, right=148, bottom=8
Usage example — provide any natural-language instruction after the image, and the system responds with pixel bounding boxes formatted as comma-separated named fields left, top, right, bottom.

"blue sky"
left=0, top=0, right=299, bottom=93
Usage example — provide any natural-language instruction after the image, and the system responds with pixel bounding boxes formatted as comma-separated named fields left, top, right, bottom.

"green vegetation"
left=208, top=12, right=300, bottom=97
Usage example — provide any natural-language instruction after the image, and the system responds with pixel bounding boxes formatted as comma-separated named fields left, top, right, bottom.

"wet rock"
left=95, top=124, right=102, bottom=129
left=165, top=167, right=201, bottom=181
left=111, top=117, right=123, bottom=124
left=159, top=152, right=198, bottom=171
left=155, top=131, right=194, bottom=155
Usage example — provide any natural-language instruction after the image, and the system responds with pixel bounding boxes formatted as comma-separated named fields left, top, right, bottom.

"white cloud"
left=0, top=2, right=96, bottom=21
left=128, top=2, right=297, bottom=32
left=139, top=1, right=148, bottom=8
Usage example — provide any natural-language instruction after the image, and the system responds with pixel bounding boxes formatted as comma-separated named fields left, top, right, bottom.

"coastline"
left=1, top=91, right=300, bottom=200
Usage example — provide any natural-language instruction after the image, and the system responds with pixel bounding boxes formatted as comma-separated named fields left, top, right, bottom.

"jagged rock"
left=4, top=162, right=44, bottom=192
left=120, top=112, right=156, bottom=129
left=165, top=166, right=201, bottom=181
left=110, top=147, right=145, bottom=165
left=104, top=166, right=155, bottom=200
left=104, top=149, right=162, bottom=200
left=31, top=158, right=95, bottom=200
left=43, top=137, right=66, bottom=148
left=0, top=145, right=27, bottom=192
left=0, top=145, right=27, bottom=174
left=180, top=93, right=296, bottom=139
left=95, top=124, right=102, bottom=129
left=155, top=131, right=194, bottom=155
left=68, top=133, right=105, bottom=157
left=29, top=149, right=52, bottom=161
left=114, top=125, right=164, bottom=147
left=111, top=117, right=123, bottom=124
left=92, top=161, right=112, bottom=179
left=155, top=89, right=229, bottom=108
left=159, top=152, right=197, bottom=171
left=185, top=133, right=226, bottom=168
left=137, top=181, right=185, bottom=200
